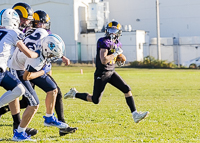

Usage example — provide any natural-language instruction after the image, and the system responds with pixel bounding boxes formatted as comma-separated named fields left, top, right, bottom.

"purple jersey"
left=95, top=37, right=122, bottom=73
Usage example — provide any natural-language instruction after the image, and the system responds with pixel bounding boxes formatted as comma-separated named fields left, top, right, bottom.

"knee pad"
left=0, top=84, right=25, bottom=107
left=13, top=83, right=26, bottom=97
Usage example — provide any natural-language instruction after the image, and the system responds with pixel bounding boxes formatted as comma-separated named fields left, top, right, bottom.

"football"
left=116, top=54, right=126, bottom=62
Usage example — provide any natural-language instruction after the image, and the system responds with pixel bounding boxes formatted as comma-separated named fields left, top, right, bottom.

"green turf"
left=0, top=66, right=200, bottom=142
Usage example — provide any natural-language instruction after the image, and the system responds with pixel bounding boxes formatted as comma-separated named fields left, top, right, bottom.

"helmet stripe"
left=13, top=6, right=28, bottom=18
left=46, top=14, right=50, bottom=22
left=117, top=23, right=121, bottom=30
left=33, top=13, right=40, bottom=21
left=0, top=9, right=6, bottom=25
left=49, top=34, right=62, bottom=42
left=108, top=22, right=112, bottom=28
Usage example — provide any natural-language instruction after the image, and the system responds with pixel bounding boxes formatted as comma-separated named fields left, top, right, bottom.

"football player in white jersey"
left=0, top=9, right=77, bottom=136
left=8, top=12, right=49, bottom=142
left=0, top=8, right=39, bottom=141
left=27, top=10, right=76, bottom=133
left=23, top=34, right=69, bottom=130
left=29, top=10, right=77, bottom=136
left=9, top=2, right=38, bottom=137
left=12, top=9, right=76, bottom=136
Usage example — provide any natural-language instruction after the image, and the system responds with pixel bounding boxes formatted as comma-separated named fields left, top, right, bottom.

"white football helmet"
left=41, top=34, right=65, bottom=62
left=0, top=8, right=20, bottom=29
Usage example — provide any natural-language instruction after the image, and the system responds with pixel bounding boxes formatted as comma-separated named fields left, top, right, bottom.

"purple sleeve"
left=97, top=38, right=110, bottom=50
left=46, top=29, right=52, bottom=34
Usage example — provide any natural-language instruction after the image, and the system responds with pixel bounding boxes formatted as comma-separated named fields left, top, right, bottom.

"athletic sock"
left=55, top=87, right=65, bottom=123
left=75, top=93, right=88, bottom=101
left=46, top=113, right=53, bottom=117
left=17, top=126, right=26, bottom=133
left=12, top=113, right=21, bottom=125
left=125, top=96, right=136, bottom=113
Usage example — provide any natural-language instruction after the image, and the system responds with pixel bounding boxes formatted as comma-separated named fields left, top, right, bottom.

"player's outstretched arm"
left=17, top=40, right=39, bottom=58
left=61, top=56, right=70, bottom=66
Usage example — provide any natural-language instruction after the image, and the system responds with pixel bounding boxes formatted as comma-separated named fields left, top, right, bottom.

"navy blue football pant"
left=16, top=74, right=65, bottom=122
left=0, top=70, right=21, bottom=91
left=9, top=69, right=39, bottom=106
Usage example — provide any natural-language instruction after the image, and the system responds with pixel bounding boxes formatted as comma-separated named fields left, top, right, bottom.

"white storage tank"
left=87, top=2, right=104, bottom=32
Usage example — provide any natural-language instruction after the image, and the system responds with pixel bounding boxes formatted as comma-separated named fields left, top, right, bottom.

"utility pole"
left=156, top=0, right=161, bottom=60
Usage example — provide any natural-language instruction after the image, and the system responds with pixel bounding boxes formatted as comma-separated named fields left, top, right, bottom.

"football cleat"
left=64, top=88, right=78, bottom=99
left=12, top=129, right=36, bottom=142
left=43, top=114, right=69, bottom=129
left=13, top=122, right=38, bottom=136
left=132, top=111, right=149, bottom=123
left=25, top=128, right=38, bottom=137
left=59, top=126, right=78, bottom=136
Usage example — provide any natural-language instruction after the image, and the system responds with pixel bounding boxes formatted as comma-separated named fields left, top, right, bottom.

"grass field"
left=0, top=66, right=200, bottom=142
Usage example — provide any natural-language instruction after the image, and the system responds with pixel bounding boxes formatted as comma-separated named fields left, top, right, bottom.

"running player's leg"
left=65, top=71, right=111, bottom=104
left=47, top=74, right=65, bottom=122
left=10, top=69, right=39, bottom=137
left=46, top=74, right=77, bottom=135
left=31, top=75, right=68, bottom=129
left=109, top=71, right=149, bottom=123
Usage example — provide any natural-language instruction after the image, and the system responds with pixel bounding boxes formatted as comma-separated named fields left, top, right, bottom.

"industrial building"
left=1, top=0, right=200, bottom=65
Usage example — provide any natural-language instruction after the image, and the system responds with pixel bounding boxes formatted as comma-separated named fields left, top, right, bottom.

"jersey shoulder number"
left=0, top=30, right=8, bottom=41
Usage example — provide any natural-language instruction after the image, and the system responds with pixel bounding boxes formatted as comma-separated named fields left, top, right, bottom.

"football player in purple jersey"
left=64, top=21, right=149, bottom=123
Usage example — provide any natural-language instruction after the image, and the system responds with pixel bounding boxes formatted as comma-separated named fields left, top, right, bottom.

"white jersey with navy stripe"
left=25, top=53, right=47, bottom=72
left=8, top=28, right=48, bottom=70
left=0, top=28, right=23, bottom=72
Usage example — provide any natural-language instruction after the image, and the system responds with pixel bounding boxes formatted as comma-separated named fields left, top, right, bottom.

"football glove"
left=116, top=61, right=125, bottom=67
left=42, top=63, right=52, bottom=74
left=35, top=49, right=41, bottom=57
left=112, top=47, right=123, bottom=57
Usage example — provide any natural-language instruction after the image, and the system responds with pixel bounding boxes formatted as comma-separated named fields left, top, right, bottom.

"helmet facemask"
left=46, top=52, right=59, bottom=63
left=106, top=27, right=122, bottom=41
left=45, top=21, right=51, bottom=30
left=19, top=17, right=33, bottom=31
